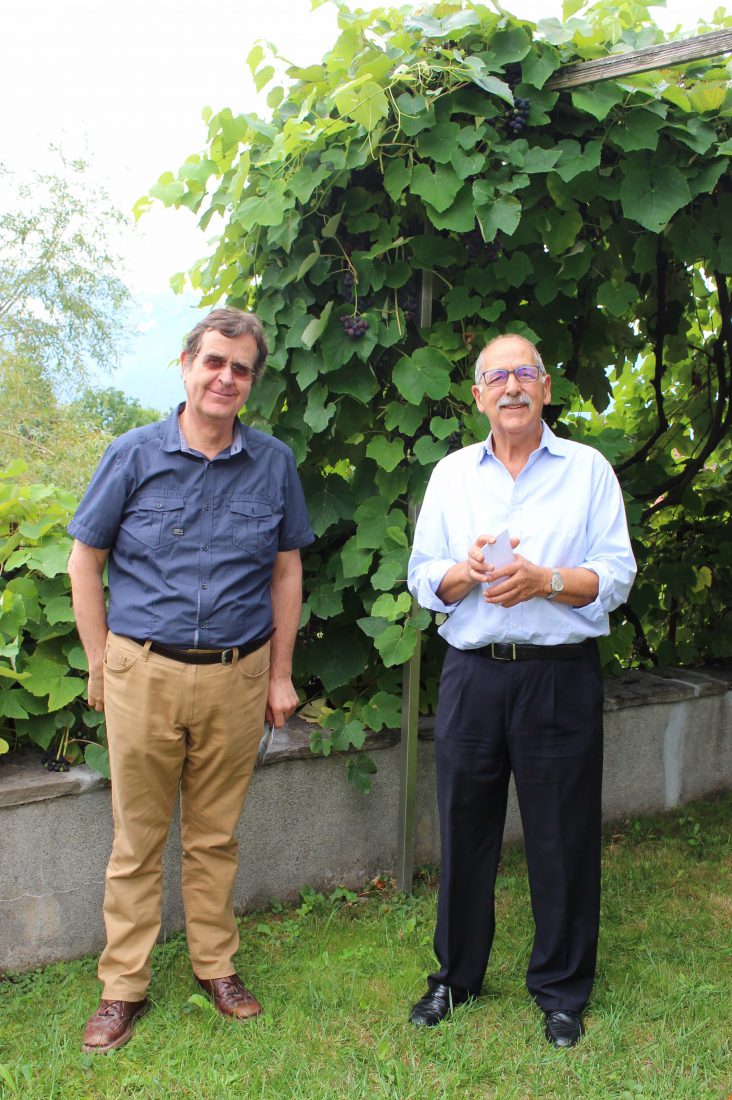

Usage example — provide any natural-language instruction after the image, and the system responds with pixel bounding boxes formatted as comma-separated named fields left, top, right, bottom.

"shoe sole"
left=81, top=1002, right=149, bottom=1054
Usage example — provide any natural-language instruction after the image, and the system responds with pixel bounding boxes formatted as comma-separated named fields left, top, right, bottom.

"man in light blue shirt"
left=407, top=334, right=636, bottom=1047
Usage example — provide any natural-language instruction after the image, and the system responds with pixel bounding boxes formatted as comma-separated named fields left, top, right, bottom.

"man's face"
left=180, top=329, right=257, bottom=425
left=471, top=336, right=551, bottom=441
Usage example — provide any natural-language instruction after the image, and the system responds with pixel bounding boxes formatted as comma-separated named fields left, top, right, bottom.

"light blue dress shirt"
left=407, top=422, right=636, bottom=648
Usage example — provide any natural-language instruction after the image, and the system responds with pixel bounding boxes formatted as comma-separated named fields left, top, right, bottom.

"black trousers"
left=430, top=642, right=604, bottom=1013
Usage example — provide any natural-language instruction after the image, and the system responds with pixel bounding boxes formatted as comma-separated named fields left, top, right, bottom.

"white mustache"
left=497, top=392, right=532, bottom=409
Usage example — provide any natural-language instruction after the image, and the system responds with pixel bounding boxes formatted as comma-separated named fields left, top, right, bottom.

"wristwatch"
left=546, top=568, right=564, bottom=600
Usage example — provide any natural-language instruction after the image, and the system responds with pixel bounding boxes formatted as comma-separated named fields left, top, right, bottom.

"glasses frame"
left=480, top=364, right=545, bottom=388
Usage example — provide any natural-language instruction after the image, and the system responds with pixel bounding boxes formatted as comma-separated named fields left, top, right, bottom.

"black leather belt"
left=128, top=632, right=272, bottom=665
left=477, top=641, right=587, bottom=661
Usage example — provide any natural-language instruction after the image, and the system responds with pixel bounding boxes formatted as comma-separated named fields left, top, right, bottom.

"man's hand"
left=436, top=533, right=521, bottom=604
left=468, top=534, right=521, bottom=585
left=266, top=675, right=299, bottom=729
left=87, top=665, right=105, bottom=712
left=483, top=553, right=548, bottom=608
left=67, top=539, right=110, bottom=712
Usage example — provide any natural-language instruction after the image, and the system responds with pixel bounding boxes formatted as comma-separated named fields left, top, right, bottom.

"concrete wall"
left=1, top=665, right=730, bottom=974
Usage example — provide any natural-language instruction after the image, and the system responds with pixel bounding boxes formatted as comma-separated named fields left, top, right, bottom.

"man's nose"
left=217, top=362, right=234, bottom=384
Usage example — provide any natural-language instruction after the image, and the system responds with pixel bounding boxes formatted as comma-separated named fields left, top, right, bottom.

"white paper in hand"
left=255, top=722, right=274, bottom=770
left=482, top=529, right=514, bottom=586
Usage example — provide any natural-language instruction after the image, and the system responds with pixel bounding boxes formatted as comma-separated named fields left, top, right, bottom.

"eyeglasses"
left=200, top=353, right=256, bottom=381
left=480, top=364, right=544, bottom=388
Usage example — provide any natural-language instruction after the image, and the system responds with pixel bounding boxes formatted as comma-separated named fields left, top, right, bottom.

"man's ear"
left=542, top=373, right=552, bottom=406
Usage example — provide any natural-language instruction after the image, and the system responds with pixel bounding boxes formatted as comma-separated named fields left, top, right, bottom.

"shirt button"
left=202, top=544, right=209, bottom=551
left=200, top=623, right=207, bottom=629
left=204, top=505, right=211, bottom=511
left=208, top=462, right=213, bottom=469
left=201, top=583, right=208, bottom=589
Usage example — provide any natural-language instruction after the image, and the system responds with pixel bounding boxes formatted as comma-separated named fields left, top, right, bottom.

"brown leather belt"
left=476, top=641, right=587, bottom=661
left=128, top=633, right=271, bottom=665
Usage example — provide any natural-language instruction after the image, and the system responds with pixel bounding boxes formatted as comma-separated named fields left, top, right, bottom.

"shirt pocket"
left=230, top=498, right=279, bottom=554
left=124, top=495, right=185, bottom=548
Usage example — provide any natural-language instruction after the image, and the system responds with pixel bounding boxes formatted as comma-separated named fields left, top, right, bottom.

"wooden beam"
left=546, top=29, right=732, bottom=90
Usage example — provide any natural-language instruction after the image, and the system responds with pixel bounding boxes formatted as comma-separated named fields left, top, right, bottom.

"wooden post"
left=396, top=269, right=433, bottom=894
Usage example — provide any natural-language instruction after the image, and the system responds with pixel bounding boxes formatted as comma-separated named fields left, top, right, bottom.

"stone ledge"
left=1, top=665, right=729, bottom=808
left=602, top=665, right=730, bottom=711
left=0, top=750, right=108, bottom=809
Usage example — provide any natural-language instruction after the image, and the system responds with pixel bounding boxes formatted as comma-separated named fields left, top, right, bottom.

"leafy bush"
left=0, top=463, right=109, bottom=775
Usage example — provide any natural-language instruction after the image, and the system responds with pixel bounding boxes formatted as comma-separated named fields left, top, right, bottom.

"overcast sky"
left=2, top=0, right=726, bottom=408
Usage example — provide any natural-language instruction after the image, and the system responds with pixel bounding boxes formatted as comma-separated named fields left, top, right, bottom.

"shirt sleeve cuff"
left=67, top=519, right=114, bottom=550
left=573, top=563, right=612, bottom=621
left=410, top=559, right=461, bottom=614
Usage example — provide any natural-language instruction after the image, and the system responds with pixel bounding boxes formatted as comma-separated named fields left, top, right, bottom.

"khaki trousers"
left=99, top=631, right=270, bottom=1000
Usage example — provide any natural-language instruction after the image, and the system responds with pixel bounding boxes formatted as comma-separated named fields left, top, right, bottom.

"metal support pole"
left=396, top=268, right=433, bottom=893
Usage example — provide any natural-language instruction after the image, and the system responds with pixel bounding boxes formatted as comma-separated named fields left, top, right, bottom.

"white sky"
left=2, top=0, right=727, bottom=407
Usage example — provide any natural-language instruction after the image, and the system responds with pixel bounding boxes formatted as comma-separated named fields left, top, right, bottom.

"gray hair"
left=182, top=308, right=268, bottom=384
left=474, top=335, right=545, bottom=385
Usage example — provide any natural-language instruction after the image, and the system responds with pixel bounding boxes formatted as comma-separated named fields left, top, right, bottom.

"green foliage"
left=70, top=387, right=162, bottom=437
left=0, top=468, right=108, bottom=775
left=147, top=0, right=732, bottom=780
left=0, top=156, right=134, bottom=494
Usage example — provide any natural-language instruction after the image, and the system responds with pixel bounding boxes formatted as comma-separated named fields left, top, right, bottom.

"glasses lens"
left=484, top=370, right=507, bottom=387
left=515, top=365, right=540, bottom=382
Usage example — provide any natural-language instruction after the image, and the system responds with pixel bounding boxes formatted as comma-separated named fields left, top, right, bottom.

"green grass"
left=1, top=792, right=731, bottom=1100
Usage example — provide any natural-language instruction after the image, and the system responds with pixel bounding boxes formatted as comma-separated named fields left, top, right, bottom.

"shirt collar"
left=160, top=403, right=246, bottom=457
left=478, top=420, right=563, bottom=465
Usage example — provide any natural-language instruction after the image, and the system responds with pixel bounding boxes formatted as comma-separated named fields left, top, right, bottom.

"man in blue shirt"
left=407, top=334, right=636, bottom=1047
left=68, top=308, right=313, bottom=1053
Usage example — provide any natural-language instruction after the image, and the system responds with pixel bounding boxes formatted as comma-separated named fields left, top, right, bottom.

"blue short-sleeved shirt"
left=68, top=404, right=314, bottom=648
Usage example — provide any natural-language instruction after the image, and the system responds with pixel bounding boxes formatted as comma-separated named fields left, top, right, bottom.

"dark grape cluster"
left=398, top=280, right=419, bottom=322
left=41, top=748, right=70, bottom=773
left=504, top=96, right=530, bottom=137
left=341, top=314, right=369, bottom=340
left=342, top=271, right=355, bottom=304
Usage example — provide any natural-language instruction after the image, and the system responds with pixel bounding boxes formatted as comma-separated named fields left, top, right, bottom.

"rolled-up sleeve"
left=574, top=455, right=636, bottom=619
left=407, top=466, right=461, bottom=614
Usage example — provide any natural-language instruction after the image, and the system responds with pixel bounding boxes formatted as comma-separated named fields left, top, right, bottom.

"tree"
left=71, top=387, right=161, bottom=437
left=148, top=0, right=731, bottom=784
left=0, top=156, right=133, bottom=490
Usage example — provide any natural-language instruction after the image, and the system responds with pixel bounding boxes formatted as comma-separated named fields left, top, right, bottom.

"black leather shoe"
left=544, top=1010, right=584, bottom=1048
left=410, top=983, right=470, bottom=1026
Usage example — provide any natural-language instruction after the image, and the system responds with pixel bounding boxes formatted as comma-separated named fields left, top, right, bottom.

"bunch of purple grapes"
left=41, top=748, right=70, bottom=772
left=504, top=96, right=530, bottom=136
left=341, top=314, right=369, bottom=340
left=398, top=280, right=419, bottom=322
left=342, top=271, right=355, bottom=304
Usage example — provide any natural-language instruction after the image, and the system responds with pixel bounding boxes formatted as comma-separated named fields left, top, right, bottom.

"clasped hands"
left=467, top=534, right=548, bottom=608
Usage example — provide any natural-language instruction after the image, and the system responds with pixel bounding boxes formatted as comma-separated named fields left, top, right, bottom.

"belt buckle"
left=491, top=642, right=516, bottom=661
left=220, top=649, right=234, bottom=665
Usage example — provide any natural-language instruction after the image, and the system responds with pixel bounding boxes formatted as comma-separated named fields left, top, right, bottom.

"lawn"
left=1, top=792, right=730, bottom=1100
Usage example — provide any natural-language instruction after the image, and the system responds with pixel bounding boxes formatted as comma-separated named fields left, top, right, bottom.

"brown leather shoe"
left=81, top=998, right=149, bottom=1053
left=195, top=973, right=262, bottom=1019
